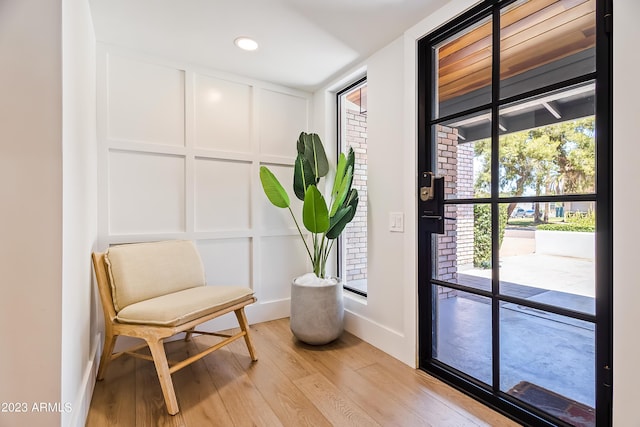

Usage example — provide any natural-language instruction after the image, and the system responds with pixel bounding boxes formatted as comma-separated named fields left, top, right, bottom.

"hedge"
left=473, top=204, right=508, bottom=268
left=537, top=210, right=595, bottom=232
left=536, top=223, right=594, bottom=232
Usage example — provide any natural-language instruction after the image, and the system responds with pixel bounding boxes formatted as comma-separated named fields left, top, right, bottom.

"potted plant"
left=259, top=131, right=359, bottom=344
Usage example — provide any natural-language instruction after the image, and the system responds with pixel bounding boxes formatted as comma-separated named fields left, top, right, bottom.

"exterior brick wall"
left=457, top=141, right=475, bottom=269
left=344, top=109, right=368, bottom=282
left=435, top=125, right=475, bottom=299
left=436, top=125, right=458, bottom=298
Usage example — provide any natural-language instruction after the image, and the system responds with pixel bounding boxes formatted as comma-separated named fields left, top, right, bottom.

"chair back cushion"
left=105, top=240, right=206, bottom=312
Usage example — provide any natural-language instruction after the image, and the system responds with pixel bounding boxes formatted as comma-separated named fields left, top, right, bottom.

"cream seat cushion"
left=116, top=285, right=254, bottom=327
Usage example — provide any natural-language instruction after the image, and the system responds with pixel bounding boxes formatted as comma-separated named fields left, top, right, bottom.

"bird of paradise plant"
left=259, top=132, right=359, bottom=279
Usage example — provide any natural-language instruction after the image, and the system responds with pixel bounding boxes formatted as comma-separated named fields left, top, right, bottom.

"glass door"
left=417, top=1, right=612, bottom=426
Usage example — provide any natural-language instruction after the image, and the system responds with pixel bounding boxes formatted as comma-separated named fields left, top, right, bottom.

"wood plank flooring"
left=86, top=318, right=519, bottom=427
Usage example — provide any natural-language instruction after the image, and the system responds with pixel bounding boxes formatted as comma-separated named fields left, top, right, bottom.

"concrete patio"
left=434, top=228, right=596, bottom=412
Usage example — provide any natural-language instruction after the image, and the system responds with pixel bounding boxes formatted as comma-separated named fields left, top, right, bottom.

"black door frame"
left=417, top=1, right=613, bottom=425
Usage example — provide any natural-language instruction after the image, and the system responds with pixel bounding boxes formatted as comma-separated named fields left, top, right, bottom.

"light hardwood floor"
left=86, top=318, right=519, bottom=426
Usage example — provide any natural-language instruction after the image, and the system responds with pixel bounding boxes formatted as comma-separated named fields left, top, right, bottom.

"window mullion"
left=490, top=3, right=501, bottom=396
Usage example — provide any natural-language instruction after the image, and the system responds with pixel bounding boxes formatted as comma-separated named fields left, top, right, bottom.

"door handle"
left=420, top=172, right=445, bottom=234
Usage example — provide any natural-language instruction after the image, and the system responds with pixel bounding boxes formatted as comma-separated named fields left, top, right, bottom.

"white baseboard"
left=67, top=333, right=101, bottom=427
left=344, top=309, right=416, bottom=368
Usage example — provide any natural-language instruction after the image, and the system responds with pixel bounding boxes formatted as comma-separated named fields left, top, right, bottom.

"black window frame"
left=336, top=76, right=368, bottom=297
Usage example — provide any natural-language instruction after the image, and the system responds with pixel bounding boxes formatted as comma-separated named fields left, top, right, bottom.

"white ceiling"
left=89, top=0, right=444, bottom=92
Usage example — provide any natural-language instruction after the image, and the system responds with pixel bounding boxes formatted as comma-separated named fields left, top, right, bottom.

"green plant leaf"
left=299, top=132, right=329, bottom=181
left=330, top=165, right=353, bottom=217
left=310, top=133, right=329, bottom=178
left=330, top=147, right=355, bottom=214
left=331, top=152, right=347, bottom=201
left=347, top=147, right=356, bottom=167
left=345, top=188, right=359, bottom=211
left=293, top=153, right=315, bottom=201
left=259, top=166, right=290, bottom=208
left=346, top=147, right=355, bottom=175
left=326, top=205, right=355, bottom=239
left=302, top=185, right=329, bottom=233
left=327, top=189, right=358, bottom=239
left=296, top=134, right=306, bottom=155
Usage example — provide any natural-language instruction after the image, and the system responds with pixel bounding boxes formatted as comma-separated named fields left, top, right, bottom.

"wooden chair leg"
left=147, top=339, right=179, bottom=415
left=235, top=308, right=257, bottom=362
left=97, top=332, right=117, bottom=380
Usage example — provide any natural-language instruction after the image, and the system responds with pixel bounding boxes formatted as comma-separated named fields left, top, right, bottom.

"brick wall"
left=436, top=125, right=458, bottom=298
left=435, top=125, right=475, bottom=298
left=344, top=109, right=368, bottom=282
left=457, top=141, right=475, bottom=269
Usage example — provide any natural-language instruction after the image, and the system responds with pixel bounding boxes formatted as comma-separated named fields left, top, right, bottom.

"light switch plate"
left=389, top=212, right=404, bottom=232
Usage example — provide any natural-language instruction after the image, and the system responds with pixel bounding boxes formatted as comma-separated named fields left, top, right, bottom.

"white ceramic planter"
left=290, top=277, right=344, bottom=345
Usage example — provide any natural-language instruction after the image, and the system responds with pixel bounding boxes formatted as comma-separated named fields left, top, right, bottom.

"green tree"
left=474, top=117, right=595, bottom=221
left=533, top=117, right=595, bottom=195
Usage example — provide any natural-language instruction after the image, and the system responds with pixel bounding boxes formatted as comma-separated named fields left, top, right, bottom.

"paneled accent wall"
left=97, top=46, right=313, bottom=326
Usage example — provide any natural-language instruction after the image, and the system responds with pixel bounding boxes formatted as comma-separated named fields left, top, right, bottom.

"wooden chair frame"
left=92, top=252, right=258, bottom=415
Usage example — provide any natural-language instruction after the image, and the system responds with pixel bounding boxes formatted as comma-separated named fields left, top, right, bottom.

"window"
left=337, top=78, right=368, bottom=295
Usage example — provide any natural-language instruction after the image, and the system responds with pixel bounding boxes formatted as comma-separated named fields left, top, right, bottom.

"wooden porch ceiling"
left=438, top=0, right=596, bottom=103
left=346, top=85, right=367, bottom=112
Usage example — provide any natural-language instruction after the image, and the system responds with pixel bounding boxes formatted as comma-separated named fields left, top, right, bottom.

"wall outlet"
left=389, top=212, right=404, bottom=232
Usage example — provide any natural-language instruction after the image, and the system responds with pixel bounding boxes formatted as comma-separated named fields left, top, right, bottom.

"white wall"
left=96, top=46, right=314, bottom=331
left=613, top=0, right=640, bottom=424
left=313, top=38, right=417, bottom=366
left=312, top=0, right=481, bottom=368
left=0, top=1, right=63, bottom=426
left=61, top=0, right=98, bottom=426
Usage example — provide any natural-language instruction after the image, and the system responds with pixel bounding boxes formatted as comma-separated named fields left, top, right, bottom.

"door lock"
left=420, top=171, right=435, bottom=201
left=420, top=171, right=445, bottom=234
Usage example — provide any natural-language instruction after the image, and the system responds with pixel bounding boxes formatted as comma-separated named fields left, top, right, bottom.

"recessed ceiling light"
left=234, top=37, right=258, bottom=51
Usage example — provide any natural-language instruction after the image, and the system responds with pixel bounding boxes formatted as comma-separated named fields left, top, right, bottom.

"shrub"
left=473, top=204, right=508, bottom=268
left=537, top=223, right=594, bottom=232
left=566, top=210, right=595, bottom=227
left=537, top=210, right=595, bottom=232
